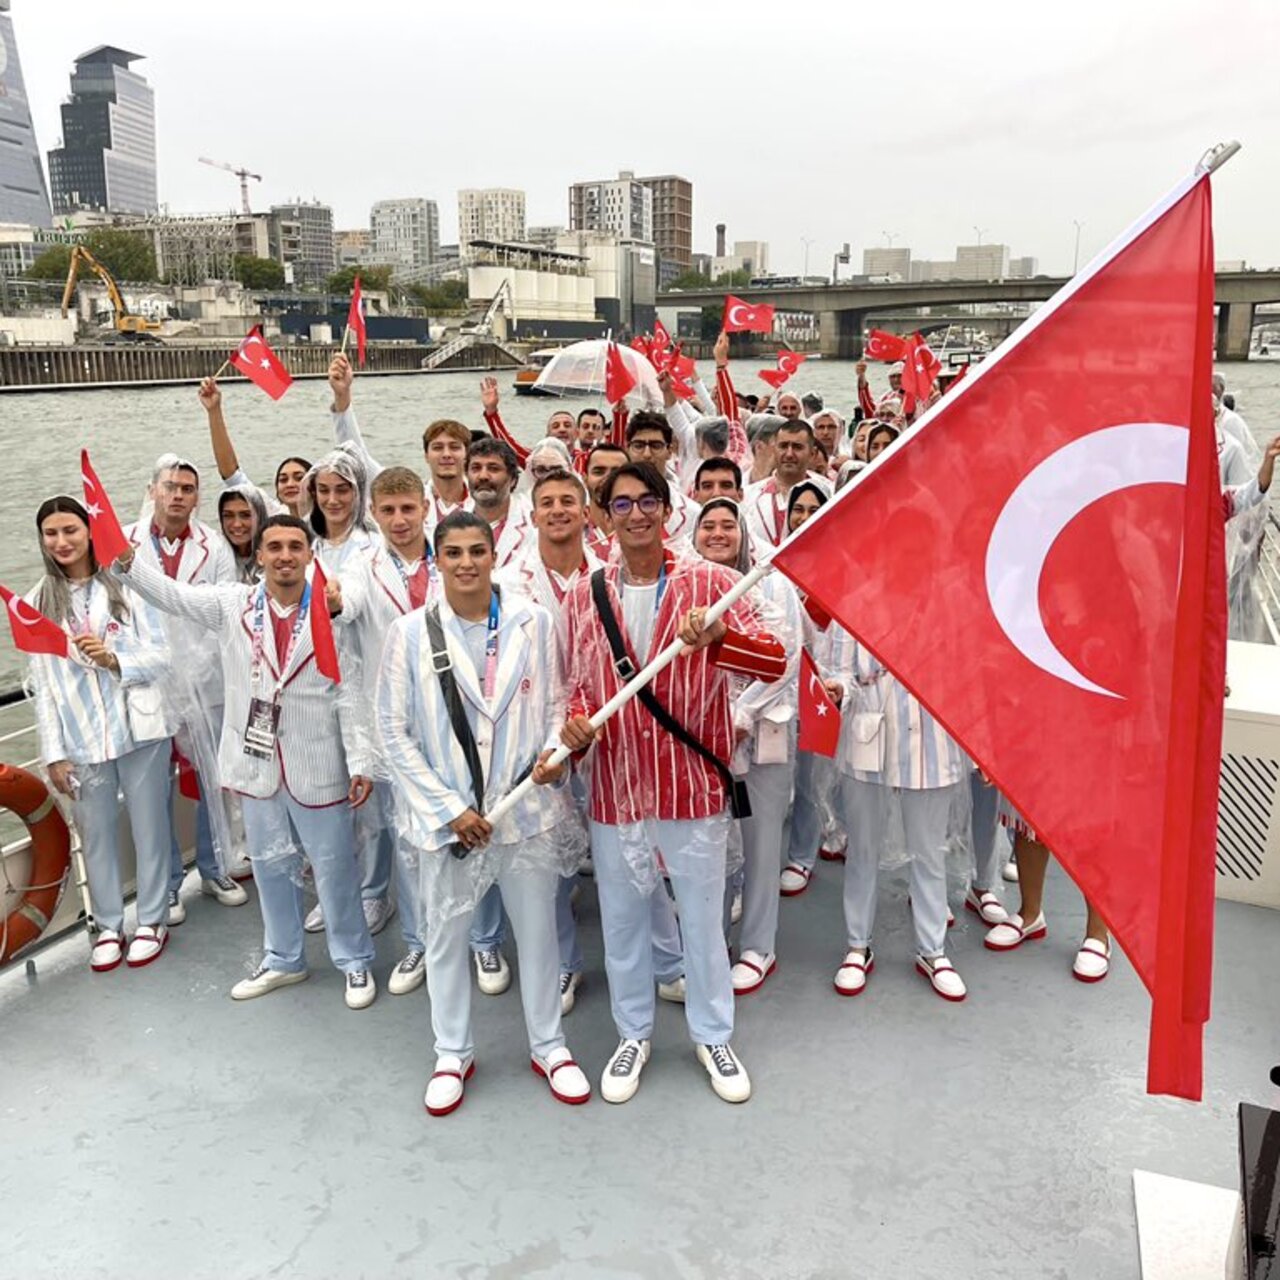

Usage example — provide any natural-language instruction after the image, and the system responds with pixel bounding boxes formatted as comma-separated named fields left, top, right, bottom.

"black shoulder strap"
left=589, top=569, right=750, bottom=820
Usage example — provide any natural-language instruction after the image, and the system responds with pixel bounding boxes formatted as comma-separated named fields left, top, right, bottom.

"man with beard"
left=466, top=438, right=535, bottom=571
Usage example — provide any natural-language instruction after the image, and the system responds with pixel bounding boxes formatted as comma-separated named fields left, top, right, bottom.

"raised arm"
left=114, top=552, right=234, bottom=634
left=480, top=376, right=530, bottom=467
left=200, top=378, right=240, bottom=482
left=328, top=353, right=384, bottom=483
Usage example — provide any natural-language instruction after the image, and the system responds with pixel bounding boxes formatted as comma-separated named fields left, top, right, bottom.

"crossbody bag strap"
left=589, top=569, right=750, bottom=820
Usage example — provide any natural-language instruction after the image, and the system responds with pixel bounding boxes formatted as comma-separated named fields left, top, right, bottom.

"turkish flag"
left=605, top=341, right=637, bottom=406
left=0, top=584, right=68, bottom=658
left=348, top=275, right=367, bottom=367
left=672, top=349, right=698, bottom=381
left=722, top=295, right=775, bottom=334
left=630, top=335, right=652, bottom=361
left=309, top=561, right=341, bottom=684
left=864, top=329, right=907, bottom=361
left=759, top=350, right=807, bottom=389
left=653, top=317, right=672, bottom=354
left=900, top=333, right=942, bottom=400
left=798, top=648, right=841, bottom=757
left=230, top=326, right=293, bottom=401
left=772, top=171, right=1223, bottom=1098
left=80, top=450, right=130, bottom=565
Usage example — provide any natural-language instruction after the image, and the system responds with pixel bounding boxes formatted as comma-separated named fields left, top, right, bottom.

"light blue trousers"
left=361, top=783, right=423, bottom=949
left=787, top=749, right=835, bottom=872
left=969, top=772, right=1010, bottom=892
left=731, top=756, right=796, bottom=957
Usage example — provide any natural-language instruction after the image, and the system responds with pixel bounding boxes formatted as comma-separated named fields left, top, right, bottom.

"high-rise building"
left=713, top=239, right=769, bottom=280
left=269, top=201, right=334, bottom=289
left=0, top=3, right=52, bottom=227
left=457, top=188, right=526, bottom=252
left=525, top=224, right=564, bottom=249
left=371, top=198, right=439, bottom=277
left=47, top=45, right=157, bottom=216
left=909, top=259, right=957, bottom=282
left=334, top=228, right=372, bottom=269
left=1007, top=255, right=1039, bottom=279
left=568, top=171, right=653, bottom=244
left=862, top=246, right=911, bottom=280
left=637, top=173, right=692, bottom=281
left=954, top=243, right=1010, bottom=281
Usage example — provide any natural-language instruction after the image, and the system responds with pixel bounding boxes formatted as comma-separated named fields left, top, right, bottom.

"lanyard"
left=654, top=562, right=668, bottom=614
left=768, top=483, right=786, bottom=544
left=250, top=583, right=311, bottom=699
left=388, top=547, right=433, bottom=605
left=482, top=589, right=500, bottom=702
left=68, top=580, right=94, bottom=637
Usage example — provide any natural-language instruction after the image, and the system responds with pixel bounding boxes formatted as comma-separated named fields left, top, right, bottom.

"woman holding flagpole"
left=28, top=496, right=177, bottom=972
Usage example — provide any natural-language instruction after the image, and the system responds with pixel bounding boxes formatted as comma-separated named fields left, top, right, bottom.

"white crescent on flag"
left=727, top=303, right=750, bottom=328
left=8, top=595, right=43, bottom=627
left=984, top=422, right=1188, bottom=700
left=807, top=670, right=831, bottom=714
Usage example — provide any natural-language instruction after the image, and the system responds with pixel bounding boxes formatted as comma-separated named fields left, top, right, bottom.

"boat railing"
left=1255, top=512, right=1280, bottom=646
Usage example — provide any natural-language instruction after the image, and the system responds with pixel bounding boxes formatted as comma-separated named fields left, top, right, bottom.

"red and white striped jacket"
left=564, top=548, right=787, bottom=825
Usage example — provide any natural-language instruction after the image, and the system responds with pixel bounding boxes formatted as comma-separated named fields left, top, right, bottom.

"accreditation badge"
left=243, top=697, right=282, bottom=759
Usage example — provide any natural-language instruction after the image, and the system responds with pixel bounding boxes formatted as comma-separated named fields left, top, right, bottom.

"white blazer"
left=375, top=590, right=572, bottom=852
left=492, top=496, right=536, bottom=570
left=496, top=542, right=605, bottom=650
left=121, top=557, right=373, bottom=806
left=742, top=473, right=833, bottom=552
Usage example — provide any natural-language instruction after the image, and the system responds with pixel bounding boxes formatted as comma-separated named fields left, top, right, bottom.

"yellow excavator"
left=60, top=245, right=164, bottom=338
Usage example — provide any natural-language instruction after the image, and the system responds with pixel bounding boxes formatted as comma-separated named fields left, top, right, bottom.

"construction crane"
left=198, top=156, right=262, bottom=216
left=60, top=245, right=164, bottom=337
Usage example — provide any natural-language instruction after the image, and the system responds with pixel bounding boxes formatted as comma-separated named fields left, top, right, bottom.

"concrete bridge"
left=657, top=272, right=1280, bottom=360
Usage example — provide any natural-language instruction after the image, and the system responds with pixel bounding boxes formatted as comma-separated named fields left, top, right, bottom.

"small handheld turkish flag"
left=309, top=562, right=341, bottom=684
left=80, top=449, right=130, bottom=565
left=759, top=350, right=807, bottom=389
left=899, top=333, right=941, bottom=400
left=798, top=648, right=840, bottom=757
left=347, top=276, right=367, bottom=367
left=0, top=584, right=68, bottom=659
left=864, top=329, right=908, bottom=361
left=230, top=326, right=293, bottom=401
left=605, top=342, right=637, bottom=406
left=652, top=317, right=672, bottom=354
left=723, top=295, right=775, bottom=334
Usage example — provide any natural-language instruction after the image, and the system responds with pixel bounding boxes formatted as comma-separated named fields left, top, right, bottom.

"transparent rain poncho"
left=1220, top=407, right=1270, bottom=643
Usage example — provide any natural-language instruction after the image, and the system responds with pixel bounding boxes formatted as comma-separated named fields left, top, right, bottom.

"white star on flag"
left=260, top=358, right=271, bottom=370
left=86, top=502, right=102, bottom=518
left=815, top=702, right=829, bottom=716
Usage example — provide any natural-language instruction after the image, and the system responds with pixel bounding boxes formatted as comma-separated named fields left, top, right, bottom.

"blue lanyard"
left=482, top=589, right=500, bottom=700
left=654, top=563, right=668, bottom=614
left=251, top=583, right=311, bottom=695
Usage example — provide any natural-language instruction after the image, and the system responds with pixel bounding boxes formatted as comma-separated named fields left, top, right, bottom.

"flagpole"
left=594, top=327, right=612, bottom=414
left=210, top=359, right=232, bottom=381
left=340, top=325, right=351, bottom=359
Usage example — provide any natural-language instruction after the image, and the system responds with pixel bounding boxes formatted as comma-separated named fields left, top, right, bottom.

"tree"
left=404, top=278, right=468, bottom=312
left=233, top=255, right=286, bottom=289
left=666, top=267, right=753, bottom=292
left=669, top=269, right=712, bottom=290
left=26, top=229, right=159, bottom=284
left=326, top=263, right=393, bottom=294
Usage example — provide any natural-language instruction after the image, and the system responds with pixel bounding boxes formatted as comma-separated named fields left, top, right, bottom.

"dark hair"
left=35, top=495, right=130, bottom=623
left=694, top=456, right=742, bottom=491
left=531, top=466, right=586, bottom=501
left=777, top=420, right=816, bottom=444
left=576, top=407, right=607, bottom=426
left=259, top=513, right=312, bottom=542
left=433, top=509, right=495, bottom=554
left=274, top=456, right=311, bottom=487
left=786, top=481, right=829, bottom=525
left=586, top=442, right=629, bottom=467
left=36, top=494, right=90, bottom=537
left=867, top=423, right=900, bottom=453
left=600, top=460, right=671, bottom=511
left=466, top=436, right=520, bottom=480
left=625, top=412, right=673, bottom=447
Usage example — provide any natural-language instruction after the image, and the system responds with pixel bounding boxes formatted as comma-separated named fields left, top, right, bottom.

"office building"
left=458, top=188, right=525, bottom=253
left=525, top=224, right=564, bottom=249
left=269, top=200, right=334, bottom=288
left=568, top=170, right=653, bottom=243
left=47, top=45, right=157, bottom=216
left=909, top=259, right=957, bottom=282
left=371, top=197, right=439, bottom=277
left=0, top=2, right=52, bottom=226
left=955, top=243, right=1010, bottom=282
left=637, top=173, right=692, bottom=284
left=862, top=246, right=911, bottom=280
left=713, top=239, right=769, bottom=280
left=334, top=228, right=372, bottom=269
left=556, top=228, right=656, bottom=335
left=1007, top=255, right=1039, bottom=279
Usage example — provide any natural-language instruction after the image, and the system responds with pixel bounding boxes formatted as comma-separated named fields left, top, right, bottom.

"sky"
left=10, top=0, right=1280, bottom=276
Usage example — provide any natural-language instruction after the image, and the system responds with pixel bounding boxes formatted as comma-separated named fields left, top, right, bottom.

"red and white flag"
left=230, top=326, right=293, bottom=401
left=604, top=341, right=637, bottom=406
left=773, top=168, right=1223, bottom=1098
left=759, top=350, right=807, bottom=389
left=0, top=584, right=68, bottom=658
left=798, top=648, right=840, bottom=757
left=652, top=317, right=672, bottom=355
left=864, top=329, right=907, bottom=361
left=347, top=275, right=367, bottom=367
left=80, top=449, right=130, bottom=565
left=900, top=333, right=941, bottom=400
left=309, top=561, right=341, bottom=684
left=722, top=295, right=775, bottom=334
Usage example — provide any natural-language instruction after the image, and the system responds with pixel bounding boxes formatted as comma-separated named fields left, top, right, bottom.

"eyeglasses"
left=608, top=494, right=662, bottom=517
left=629, top=439, right=667, bottom=453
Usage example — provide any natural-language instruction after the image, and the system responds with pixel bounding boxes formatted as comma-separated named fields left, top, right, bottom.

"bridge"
left=657, top=272, right=1280, bottom=360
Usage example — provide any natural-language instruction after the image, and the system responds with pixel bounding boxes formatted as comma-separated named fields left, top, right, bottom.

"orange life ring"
left=0, top=764, right=72, bottom=963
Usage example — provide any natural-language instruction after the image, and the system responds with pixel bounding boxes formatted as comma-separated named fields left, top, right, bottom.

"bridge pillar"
left=819, top=310, right=864, bottom=360
left=1217, top=302, right=1254, bottom=361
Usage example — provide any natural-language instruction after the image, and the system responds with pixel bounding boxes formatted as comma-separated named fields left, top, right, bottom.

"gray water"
left=2, top=356, right=1278, bottom=688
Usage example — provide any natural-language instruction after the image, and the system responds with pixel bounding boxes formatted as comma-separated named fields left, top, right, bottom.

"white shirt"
left=621, top=581, right=659, bottom=664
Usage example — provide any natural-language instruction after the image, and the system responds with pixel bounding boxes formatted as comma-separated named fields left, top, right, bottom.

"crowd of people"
left=23, top=337, right=1277, bottom=1114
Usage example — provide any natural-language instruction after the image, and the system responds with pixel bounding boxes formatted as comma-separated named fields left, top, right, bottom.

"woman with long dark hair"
left=28, top=496, right=176, bottom=971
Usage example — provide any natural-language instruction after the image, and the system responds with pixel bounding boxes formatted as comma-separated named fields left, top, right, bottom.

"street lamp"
left=882, top=231, right=898, bottom=248
left=801, top=236, right=814, bottom=280
left=1072, top=219, right=1084, bottom=275
left=973, top=225, right=989, bottom=247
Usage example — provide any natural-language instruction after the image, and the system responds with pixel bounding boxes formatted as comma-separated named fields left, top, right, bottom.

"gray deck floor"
left=3, top=861, right=1277, bottom=1280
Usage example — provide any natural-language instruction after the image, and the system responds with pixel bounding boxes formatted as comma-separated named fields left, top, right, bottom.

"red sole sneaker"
left=915, top=959, right=966, bottom=1003
left=530, top=1058, right=590, bottom=1105
left=732, top=958, right=777, bottom=996
left=125, top=932, right=169, bottom=969
left=425, top=1061, right=475, bottom=1116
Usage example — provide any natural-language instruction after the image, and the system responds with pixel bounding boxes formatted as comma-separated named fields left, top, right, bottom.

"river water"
left=1, top=356, right=1277, bottom=689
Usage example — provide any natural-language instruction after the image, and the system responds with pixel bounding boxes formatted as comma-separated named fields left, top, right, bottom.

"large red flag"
left=604, top=342, right=637, bottom=406
left=0, top=585, right=68, bottom=658
left=230, top=326, right=293, bottom=401
left=759, top=350, right=807, bottom=389
left=347, top=275, right=367, bottom=367
left=80, top=450, right=130, bottom=565
left=722, top=295, right=775, bottom=333
left=864, top=329, right=907, bottom=361
left=798, top=648, right=841, bottom=757
left=772, top=169, right=1223, bottom=1099
left=309, top=562, right=341, bottom=684
left=899, top=333, right=941, bottom=400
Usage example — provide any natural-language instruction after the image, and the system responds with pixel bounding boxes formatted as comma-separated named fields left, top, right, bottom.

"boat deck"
left=4, top=861, right=1277, bottom=1280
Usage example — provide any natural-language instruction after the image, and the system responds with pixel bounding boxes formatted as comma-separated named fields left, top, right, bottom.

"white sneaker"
left=559, top=970, right=582, bottom=1015
left=474, top=948, right=510, bottom=995
left=730, top=890, right=743, bottom=925
left=227, top=857, right=255, bottom=883
left=833, top=947, right=874, bottom=997
left=90, top=929, right=125, bottom=973
left=532, top=1046, right=591, bottom=1105
left=1072, top=937, right=1111, bottom=983
left=984, top=912, right=1047, bottom=952
left=231, top=965, right=309, bottom=1001
left=1002, top=858, right=1019, bottom=883
left=915, top=953, right=967, bottom=1002
left=779, top=863, right=811, bottom=897
left=731, top=949, right=776, bottom=995
left=201, top=875, right=248, bottom=907
left=600, top=1038, right=649, bottom=1104
left=388, top=949, right=426, bottom=996
left=362, top=897, right=395, bottom=936
left=344, top=969, right=376, bottom=1010
left=696, top=1042, right=751, bottom=1103
left=964, top=887, right=1008, bottom=926
left=303, top=903, right=325, bottom=934
left=425, top=1054, right=474, bottom=1117
left=656, top=975, right=686, bottom=1003
left=166, top=889, right=186, bottom=927
left=125, top=924, right=168, bottom=968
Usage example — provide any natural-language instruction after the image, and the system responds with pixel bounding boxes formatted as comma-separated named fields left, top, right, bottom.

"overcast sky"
left=11, top=0, right=1280, bottom=275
